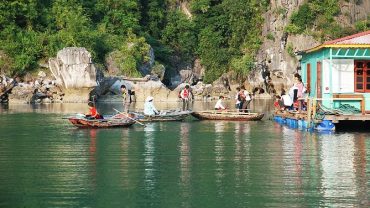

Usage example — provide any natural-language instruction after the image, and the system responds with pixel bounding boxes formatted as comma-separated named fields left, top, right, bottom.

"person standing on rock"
left=241, top=86, right=251, bottom=112
left=237, top=87, right=246, bottom=112
left=121, top=84, right=130, bottom=112
left=121, top=85, right=128, bottom=102
left=235, top=87, right=242, bottom=110
left=180, top=85, right=191, bottom=111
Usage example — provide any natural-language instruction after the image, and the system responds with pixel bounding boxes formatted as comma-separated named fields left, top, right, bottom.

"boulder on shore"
left=49, top=47, right=98, bottom=89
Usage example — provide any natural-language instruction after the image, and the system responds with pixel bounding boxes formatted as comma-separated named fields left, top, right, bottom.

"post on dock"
left=307, top=98, right=312, bottom=128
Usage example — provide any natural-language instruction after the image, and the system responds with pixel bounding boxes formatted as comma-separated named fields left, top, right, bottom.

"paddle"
left=113, top=108, right=146, bottom=127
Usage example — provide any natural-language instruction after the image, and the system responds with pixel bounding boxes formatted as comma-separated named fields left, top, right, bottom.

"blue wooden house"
left=301, top=30, right=370, bottom=114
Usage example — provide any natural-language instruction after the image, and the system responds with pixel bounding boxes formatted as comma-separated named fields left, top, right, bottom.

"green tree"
left=109, top=30, right=151, bottom=77
left=95, top=0, right=141, bottom=35
left=140, top=0, right=166, bottom=39
left=161, top=11, right=197, bottom=60
left=191, top=0, right=264, bottom=83
left=0, top=0, right=48, bottom=75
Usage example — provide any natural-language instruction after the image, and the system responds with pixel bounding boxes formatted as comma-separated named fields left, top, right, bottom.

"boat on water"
left=67, top=113, right=137, bottom=128
left=191, top=110, right=264, bottom=121
left=134, top=110, right=192, bottom=122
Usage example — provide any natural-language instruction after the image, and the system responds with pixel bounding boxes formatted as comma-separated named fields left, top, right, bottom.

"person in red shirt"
left=86, top=101, right=103, bottom=119
left=180, top=85, right=191, bottom=111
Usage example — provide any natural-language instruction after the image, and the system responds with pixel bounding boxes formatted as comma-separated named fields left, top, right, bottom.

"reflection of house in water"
left=320, top=134, right=358, bottom=207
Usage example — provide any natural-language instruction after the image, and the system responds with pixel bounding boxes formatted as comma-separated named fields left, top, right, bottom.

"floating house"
left=274, top=30, right=370, bottom=130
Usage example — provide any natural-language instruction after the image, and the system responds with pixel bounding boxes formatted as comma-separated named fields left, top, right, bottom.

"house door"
left=317, top=61, right=322, bottom=98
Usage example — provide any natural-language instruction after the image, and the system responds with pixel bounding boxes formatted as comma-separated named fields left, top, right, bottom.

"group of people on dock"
left=274, top=73, right=307, bottom=112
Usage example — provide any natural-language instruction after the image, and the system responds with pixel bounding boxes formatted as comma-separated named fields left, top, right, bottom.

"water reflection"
left=233, top=122, right=250, bottom=188
left=282, top=127, right=304, bottom=200
left=143, top=123, right=156, bottom=191
left=2, top=103, right=370, bottom=207
left=179, top=122, right=191, bottom=206
left=88, top=129, right=97, bottom=180
left=320, top=133, right=357, bottom=207
left=120, top=128, right=130, bottom=188
left=353, top=134, right=369, bottom=206
left=214, top=122, right=226, bottom=197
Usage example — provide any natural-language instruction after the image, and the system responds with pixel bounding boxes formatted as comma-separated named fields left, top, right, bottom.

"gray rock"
left=49, top=47, right=98, bottom=89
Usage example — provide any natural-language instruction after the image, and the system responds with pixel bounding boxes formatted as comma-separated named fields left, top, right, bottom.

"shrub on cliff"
left=107, top=31, right=150, bottom=77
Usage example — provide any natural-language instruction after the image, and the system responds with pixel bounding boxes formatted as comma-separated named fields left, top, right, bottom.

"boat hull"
left=68, top=114, right=136, bottom=128
left=135, top=110, right=191, bottom=122
left=191, top=111, right=264, bottom=121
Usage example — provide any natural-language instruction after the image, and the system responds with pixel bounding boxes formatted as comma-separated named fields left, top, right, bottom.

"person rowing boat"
left=86, top=101, right=103, bottom=119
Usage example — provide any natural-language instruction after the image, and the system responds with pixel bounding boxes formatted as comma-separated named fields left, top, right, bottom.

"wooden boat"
left=134, top=110, right=192, bottom=122
left=191, top=110, right=264, bottom=121
left=67, top=113, right=137, bottom=128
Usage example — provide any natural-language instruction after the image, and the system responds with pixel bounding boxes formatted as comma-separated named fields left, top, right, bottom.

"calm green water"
left=0, top=102, right=369, bottom=208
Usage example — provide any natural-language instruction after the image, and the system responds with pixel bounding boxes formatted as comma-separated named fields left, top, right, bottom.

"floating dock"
left=273, top=98, right=370, bottom=131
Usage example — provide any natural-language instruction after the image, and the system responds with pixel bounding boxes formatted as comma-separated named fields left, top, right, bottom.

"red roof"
left=306, top=30, right=370, bottom=52
left=323, top=30, right=370, bottom=45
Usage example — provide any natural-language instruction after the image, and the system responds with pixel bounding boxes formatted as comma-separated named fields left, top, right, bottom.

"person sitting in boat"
left=144, top=96, right=159, bottom=116
left=86, top=101, right=103, bottom=119
left=215, top=96, right=226, bottom=110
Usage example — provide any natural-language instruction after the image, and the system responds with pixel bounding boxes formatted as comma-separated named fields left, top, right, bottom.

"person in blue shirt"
left=144, top=96, right=159, bottom=116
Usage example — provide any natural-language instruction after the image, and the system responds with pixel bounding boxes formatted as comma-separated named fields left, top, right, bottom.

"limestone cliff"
left=49, top=47, right=98, bottom=89
left=248, top=0, right=370, bottom=95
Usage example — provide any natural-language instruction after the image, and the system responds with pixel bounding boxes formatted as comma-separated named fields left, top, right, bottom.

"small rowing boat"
left=134, top=110, right=192, bottom=122
left=67, top=113, right=136, bottom=128
left=191, top=110, right=264, bottom=121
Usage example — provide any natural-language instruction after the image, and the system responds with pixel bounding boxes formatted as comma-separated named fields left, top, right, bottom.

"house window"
left=354, top=61, right=370, bottom=92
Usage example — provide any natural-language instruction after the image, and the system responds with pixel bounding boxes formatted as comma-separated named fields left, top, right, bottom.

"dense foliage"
left=0, top=0, right=268, bottom=82
left=0, top=0, right=368, bottom=83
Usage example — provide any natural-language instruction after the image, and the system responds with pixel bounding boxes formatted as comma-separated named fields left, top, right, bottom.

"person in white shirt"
left=214, top=96, right=226, bottom=110
left=281, top=92, right=293, bottom=110
left=241, top=86, right=252, bottom=112
left=144, top=96, right=159, bottom=116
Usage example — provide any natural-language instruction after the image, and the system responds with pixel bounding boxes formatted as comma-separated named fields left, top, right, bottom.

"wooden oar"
left=113, top=108, right=146, bottom=126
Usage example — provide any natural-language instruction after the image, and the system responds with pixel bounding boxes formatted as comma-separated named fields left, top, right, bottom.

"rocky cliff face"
left=49, top=47, right=98, bottom=89
left=43, top=1, right=370, bottom=103
left=248, top=0, right=370, bottom=95
left=250, top=0, right=313, bottom=94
